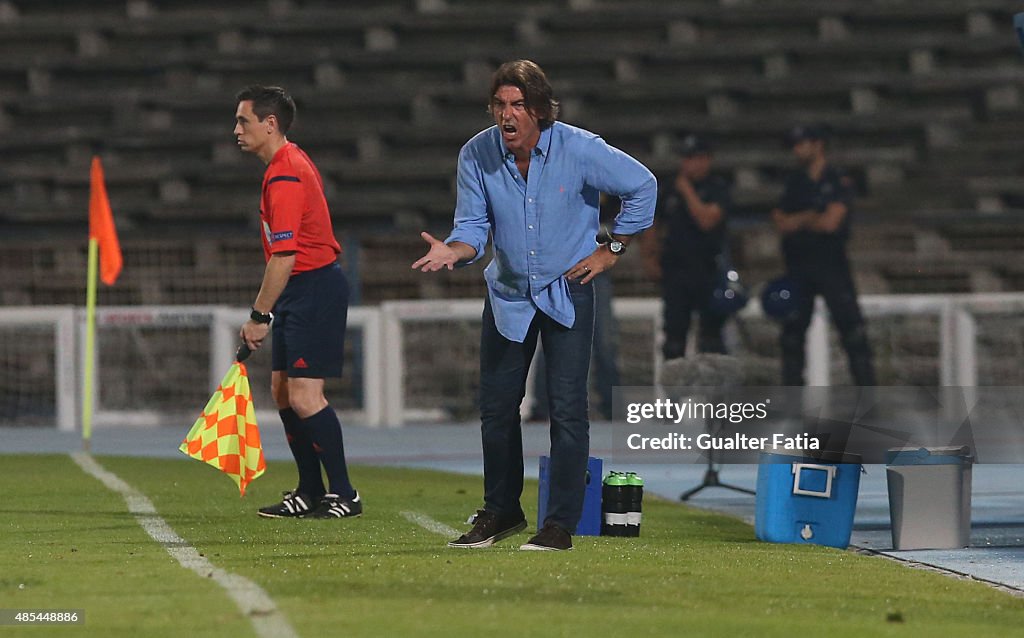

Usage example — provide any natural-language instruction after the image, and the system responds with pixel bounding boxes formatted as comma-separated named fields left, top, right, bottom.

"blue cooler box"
left=755, top=451, right=863, bottom=549
left=538, top=456, right=602, bottom=536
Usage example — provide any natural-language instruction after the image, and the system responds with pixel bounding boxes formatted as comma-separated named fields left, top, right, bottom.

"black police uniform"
left=777, top=164, right=875, bottom=385
left=657, top=173, right=732, bottom=359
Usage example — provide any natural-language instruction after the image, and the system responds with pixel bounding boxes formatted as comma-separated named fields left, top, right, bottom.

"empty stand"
left=2, top=0, right=1024, bottom=301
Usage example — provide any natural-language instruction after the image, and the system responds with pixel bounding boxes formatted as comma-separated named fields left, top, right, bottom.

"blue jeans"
left=479, top=280, right=595, bottom=533
left=590, top=272, right=621, bottom=418
left=532, top=272, right=620, bottom=419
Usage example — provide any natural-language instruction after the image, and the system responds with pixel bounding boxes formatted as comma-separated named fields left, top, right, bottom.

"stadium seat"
left=3, top=0, right=1024, bottom=302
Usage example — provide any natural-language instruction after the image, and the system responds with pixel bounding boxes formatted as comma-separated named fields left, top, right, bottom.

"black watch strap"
left=250, top=308, right=273, bottom=324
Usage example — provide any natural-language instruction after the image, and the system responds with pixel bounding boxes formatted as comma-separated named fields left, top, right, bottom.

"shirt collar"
left=535, top=125, right=552, bottom=157
left=268, top=141, right=294, bottom=166
left=499, top=124, right=553, bottom=160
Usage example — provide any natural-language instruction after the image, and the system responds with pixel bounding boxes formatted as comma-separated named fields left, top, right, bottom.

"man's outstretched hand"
left=412, top=232, right=468, bottom=272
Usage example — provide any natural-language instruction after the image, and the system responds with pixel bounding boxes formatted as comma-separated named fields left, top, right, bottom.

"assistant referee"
left=234, top=85, right=362, bottom=520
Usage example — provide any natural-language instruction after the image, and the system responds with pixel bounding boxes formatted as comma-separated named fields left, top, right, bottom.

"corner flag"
left=82, top=155, right=123, bottom=450
left=89, top=156, right=122, bottom=285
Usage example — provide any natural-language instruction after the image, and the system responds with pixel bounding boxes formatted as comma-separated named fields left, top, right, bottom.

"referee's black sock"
left=304, top=406, right=356, bottom=500
left=279, top=408, right=326, bottom=499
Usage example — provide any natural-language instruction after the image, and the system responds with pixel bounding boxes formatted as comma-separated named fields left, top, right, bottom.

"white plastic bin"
left=885, top=446, right=973, bottom=550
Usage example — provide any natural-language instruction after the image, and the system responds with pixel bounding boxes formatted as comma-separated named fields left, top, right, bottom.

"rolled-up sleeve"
left=445, top=144, right=491, bottom=265
left=582, top=136, right=657, bottom=236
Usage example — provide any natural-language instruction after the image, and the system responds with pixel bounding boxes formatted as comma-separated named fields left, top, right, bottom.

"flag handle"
left=82, top=237, right=99, bottom=452
left=236, top=342, right=252, bottom=363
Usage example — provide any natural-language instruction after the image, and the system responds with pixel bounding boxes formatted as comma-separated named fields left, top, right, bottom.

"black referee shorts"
left=271, top=262, right=348, bottom=379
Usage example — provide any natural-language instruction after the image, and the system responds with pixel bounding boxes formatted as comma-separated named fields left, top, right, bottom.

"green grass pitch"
left=1, top=454, right=1022, bottom=637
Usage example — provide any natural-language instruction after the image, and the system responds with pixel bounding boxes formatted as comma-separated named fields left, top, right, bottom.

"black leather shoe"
left=520, top=522, right=573, bottom=551
left=447, top=509, right=527, bottom=548
left=257, top=490, right=316, bottom=518
left=305, top=491, right=363, bottom=519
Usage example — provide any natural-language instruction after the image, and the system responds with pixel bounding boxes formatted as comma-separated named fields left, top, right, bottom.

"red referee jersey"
left=259, top=142, right=341, bottom=271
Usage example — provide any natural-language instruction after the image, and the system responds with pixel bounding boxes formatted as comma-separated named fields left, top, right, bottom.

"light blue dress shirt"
left=446, top=122, right=657, bottom=342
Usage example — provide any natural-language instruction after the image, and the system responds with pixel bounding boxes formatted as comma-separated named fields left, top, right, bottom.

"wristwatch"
left=607, top=239, right=626, bottom=256
left=250, top=308, right=274, bottom=324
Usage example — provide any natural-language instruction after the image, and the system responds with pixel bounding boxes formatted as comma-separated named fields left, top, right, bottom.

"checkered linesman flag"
left=180, top=345, right=266, bottom=496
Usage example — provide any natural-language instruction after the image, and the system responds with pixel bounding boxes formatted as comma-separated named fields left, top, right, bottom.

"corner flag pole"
left=82, top=238, right=99, bottom=452
left=83, top=156, right=122, bottom=452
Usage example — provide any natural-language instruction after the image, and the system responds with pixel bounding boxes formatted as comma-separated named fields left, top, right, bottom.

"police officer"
left=645, top=133, right=732, bottom=359
left=771, top=125, right=875, bottom=386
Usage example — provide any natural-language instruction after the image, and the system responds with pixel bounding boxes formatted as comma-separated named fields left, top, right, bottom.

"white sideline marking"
left=70, top=453, right=298, bottom=638
left=400, top=510, right=461, bottom=538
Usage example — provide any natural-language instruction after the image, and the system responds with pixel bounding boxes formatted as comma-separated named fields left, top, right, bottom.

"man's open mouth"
left=501, top=124, right=517, bottom=136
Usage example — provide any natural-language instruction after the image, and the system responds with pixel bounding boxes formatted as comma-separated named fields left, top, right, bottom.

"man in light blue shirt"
left=413, top=59, right=656, bottom=551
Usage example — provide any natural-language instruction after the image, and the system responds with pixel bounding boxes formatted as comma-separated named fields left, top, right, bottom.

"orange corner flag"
left=179, top=361, right=266, bottom=496
left=89, top=156, right=122, bottom=286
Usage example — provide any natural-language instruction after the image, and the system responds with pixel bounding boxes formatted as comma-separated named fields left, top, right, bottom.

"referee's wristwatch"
left=250, top=308, right=274, bottom=324
left=606, top=238, right=626, bottom=256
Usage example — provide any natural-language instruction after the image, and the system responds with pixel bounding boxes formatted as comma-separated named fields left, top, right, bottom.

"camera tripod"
left=679, top=416, right=756, bottom=501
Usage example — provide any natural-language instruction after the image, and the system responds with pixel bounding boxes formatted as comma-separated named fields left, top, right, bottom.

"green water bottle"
left=625, top=472, right=644, bottom=537
left=601, top=472, right=629, bottom=537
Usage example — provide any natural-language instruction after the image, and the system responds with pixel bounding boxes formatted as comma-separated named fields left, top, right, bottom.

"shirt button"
left=529, top=250, right=535, bottom=255
left=531, top=275, right=537, bottom=279
left=528, top=198, right=534, bottom=203
left=528, top=225, right=534, bottom=229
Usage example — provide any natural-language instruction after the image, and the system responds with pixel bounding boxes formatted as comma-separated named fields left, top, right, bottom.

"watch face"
left=609, top=240, right=624, bottom=254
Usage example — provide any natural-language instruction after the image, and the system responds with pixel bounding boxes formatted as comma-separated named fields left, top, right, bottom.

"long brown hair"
left=488, top=60, right=560, bottom=129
